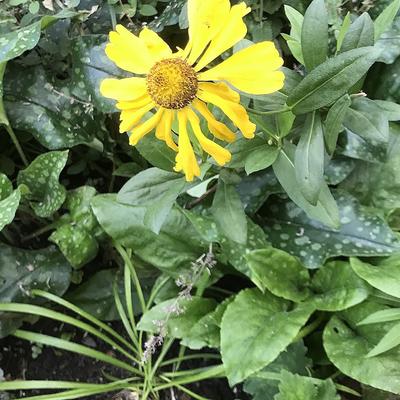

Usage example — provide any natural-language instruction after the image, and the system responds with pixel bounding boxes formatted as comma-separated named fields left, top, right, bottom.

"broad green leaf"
left=273, top=143, right=339, bottom=228
left=226, top=134, right=266, bottom=169
left=136, top=134, right=175, bottom=171
left=117, top=168, right=189, bottom=234
left=375, top=100, right=400, bottom=121
left=324, top=95, right=351, bottom=155
left=343, top=97, right=389, bottom=143
left=4, top=66, right=101, bottom=149
left=0, top=173, right=20, bottom=231
left=323, top=301, right=400, bottom=394
left=91, top=195, right=206, bottom=276
left=374, top=0, right=400, bottom=41
left=17, top=151, right=68, bottom=218
left=350, top=256, right=400, bottom=298
left=244, top=342, right=311, bottom=400
left=324, top=157, right=356, bottom=185
left=138, top=297, right=217, bottom=339
left=275, top=371, right=340, bottom=400
left=49, top=224, right=98, bottom=269
left=221, top=288, right=314, bottom=385
left=286, top=47, right=381, bottom=114
left=295, top=112, right=325, bottom=205
left=181, top=297, right=233, bottom=349
left=0, top=21, right=41, bottom=63
left=0, top=243, right=71, bottom=337
left=308, top=261, right=369, bottom=311
left=340, top=13, right=374, bottom=53
left=261, top=192, right=400, bottom=268
left=67, top=269, right=153, bottom=321
left=211, top=179, right=247, bottom=244
left=375, top=16, right=400, bottom=64
left=246, top=248, right=310, bottom=301
left=301, top=0, right=328, bottom=71
left=245, top=144, right=279, bottom=175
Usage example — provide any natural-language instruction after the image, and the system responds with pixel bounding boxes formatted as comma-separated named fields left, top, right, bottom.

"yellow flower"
left=100, top=0, right=285, bottom=181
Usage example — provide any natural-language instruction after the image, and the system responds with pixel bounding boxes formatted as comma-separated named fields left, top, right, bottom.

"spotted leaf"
left=0, top=174, right=20, bottom=231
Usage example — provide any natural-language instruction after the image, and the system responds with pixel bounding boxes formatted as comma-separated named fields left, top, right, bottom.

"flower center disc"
left=146, top=58, right=198, bottom=109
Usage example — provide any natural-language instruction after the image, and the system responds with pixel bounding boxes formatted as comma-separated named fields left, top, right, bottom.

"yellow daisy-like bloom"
left=100, top=0, right=285, bottom=181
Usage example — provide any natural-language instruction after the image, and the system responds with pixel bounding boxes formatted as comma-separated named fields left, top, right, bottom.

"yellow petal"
left=105, top=24, right=154, bottom=74
left=198, top=89, right=255, bottom=138
left=197, top=42, right=285, bottom=95
left=119, top=102, right=155, bottom=133
left=139, top=27, right=172, bottom=60
left=186, top=0, right=230, bottom=65
left=155, top=110, right=178, bottom=151
left=192, top=99, right=236, bottom=142
left=187, top=109, right=231, bottom=166
left=195, top=3, right=250, bottom=72
left=100, top=77, right=147, bottom=101
left=129, top=108, right=164, bottom=145
left=174, top=109, right=201, bottom=181
left=198, top=82, right=240, bottom=103
left=116, top=95, right=153, bottom=110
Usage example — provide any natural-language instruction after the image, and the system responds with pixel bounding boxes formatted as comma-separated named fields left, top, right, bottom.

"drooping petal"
left=192, top=99, right=236, bottom=142
left=155, top=109, right=178, bottom=151
left=139, top=27, right=172, bottom=60
left=129, top=108, right=164, bottom=145
left=174, top=109, right=201, bottom=181
left=198, top=89, right=255, bottom=138
left=187, top=108, right=231, bottom=165
left=185, top=0, right=230, bottom=65
left=195, top=3, right=250, bottom=72
left=100, top=77, right=147, bottom=101
left=105, top=24, right=154, bottom=74
left=198, top=82, right=240, bottom=103
left=197, top=42, right=285, bottom=94
left=116, top=95, right=153, bottom=110
left=119, top=102, right=155, bottom=133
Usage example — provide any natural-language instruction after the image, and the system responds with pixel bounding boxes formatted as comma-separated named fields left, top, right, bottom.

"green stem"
left=294, top=313, right=324, bottom=342
left=161, top=353, right=220, bottom=367
left=146, top=275, right=170, bottom=310
left=4, top=124, right=28, bottom=166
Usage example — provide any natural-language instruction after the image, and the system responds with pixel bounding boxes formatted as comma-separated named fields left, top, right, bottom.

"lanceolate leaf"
left=287, top=47, right=381, bottom=114
left=221, top=288, right=314, bottom=385
left=295, top=112, right=325, bottom=205
left=301, top=0, right=328, bottom=71
left=374, top=0, right=400, bottom=41
left=340, top=13, right=374, bottom=53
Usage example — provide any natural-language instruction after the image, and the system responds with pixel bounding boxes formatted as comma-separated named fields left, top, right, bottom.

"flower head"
left=100, top=0, right=284, bottom=181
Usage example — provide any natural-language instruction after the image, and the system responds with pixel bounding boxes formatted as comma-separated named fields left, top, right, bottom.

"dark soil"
left=0, top=319, right=247, bottom=400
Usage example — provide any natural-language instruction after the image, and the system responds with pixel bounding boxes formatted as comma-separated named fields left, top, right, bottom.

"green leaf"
left=275, top=371, right=340, bottom=400
left=136, top=134, right=175, bottom=171
left=181, top=296, right=234, bottom=349
left=67, top=269, right=153, bottom=321
left=140, top=4, right=157, bottom=16
left=323, top=301, right=400, bottom=394
left=221, top=288, right=314, bottom=385
left=245, top=144, right=279, bottom=175
left=375, top=100, right=400, bottom=121
left=0, top=21, right=41, bottom=63
left=273, top=143, right=339, bottom=228
left=49, top=224, right=98, bottom=269
left=366, top=321, right=400, bottom=357
left=4, top=66, right=100, bottom=149
left=324, top=95, right=351, bottom=155
left=343, top=97, right=389, bottom=143
left=244, top=342, right=311, bottom=400
left=91, top=195, right=205, bottom=276
left=350, top=255, right=400, bottom=298
left=358, top=308, right=400, bottom=325
left=282, top=5, right=304, bottom=64
left=0, top=173, right=20, bottom=231
left=117, top=168, right=189, bottom=234
left=148, top=0, right=186, bottom=32
left=308, top=261, right=369, bottom=311
left=226, top=134, right=266, bottom=169
left=0, top=243, right=71, bottom=337
left=295, top=112, right=325, bottom=205
left=286, top=47, right=381, bottom=114
left=0, top=63, right=9, bottom=126
left=246, top=248, right=310, bottom=302
left=375, top=16, right=400, bottom=64
left=17, top=151, right=68, bottom=218
left=336, top=12, right=351, bottom=52
left=211, top=179, right=247, bottom=244
left=138, top=297, right=217, bottom=339
left=301, top=0, right=328, bottom=71
left=261, top=192, right=400, bottom=268
left=340, top=13, right=374, bottom=53
left=374, top=0, right=400, bottom=41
